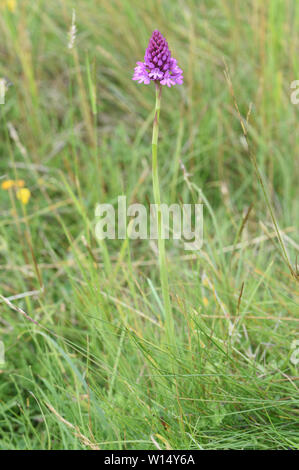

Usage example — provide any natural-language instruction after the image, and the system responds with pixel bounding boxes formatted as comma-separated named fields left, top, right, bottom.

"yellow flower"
left=1, top=179, right=25, bottom=190
left=203, top=297, right=209, bottom=307
left=0, top=0, right=16, bottom=12
left=16, top=188, right=31, bottom=205
left=8, top=0, right=16, bottom=11
left=1, top=179, right=15, bottom=190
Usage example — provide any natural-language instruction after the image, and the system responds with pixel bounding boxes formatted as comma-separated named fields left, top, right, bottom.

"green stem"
left=152, top=83, right=175, bottom=349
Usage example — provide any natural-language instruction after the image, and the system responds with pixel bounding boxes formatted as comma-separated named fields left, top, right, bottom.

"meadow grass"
left=0, top=0, right=298, bottom=450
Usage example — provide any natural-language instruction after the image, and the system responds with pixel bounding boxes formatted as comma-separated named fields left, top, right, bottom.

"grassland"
left=0, top=0, right=298, bottom=450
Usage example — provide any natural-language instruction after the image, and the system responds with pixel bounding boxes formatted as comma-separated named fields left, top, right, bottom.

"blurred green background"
left=0, top=0, right=298, bottom=450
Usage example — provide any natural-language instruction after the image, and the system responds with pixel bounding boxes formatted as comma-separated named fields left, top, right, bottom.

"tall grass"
left=0, top=0, right=298, bottom=450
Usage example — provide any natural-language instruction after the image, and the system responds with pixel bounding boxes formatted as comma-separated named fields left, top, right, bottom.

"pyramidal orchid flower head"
left=132, top=30, right=183, bottom=87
